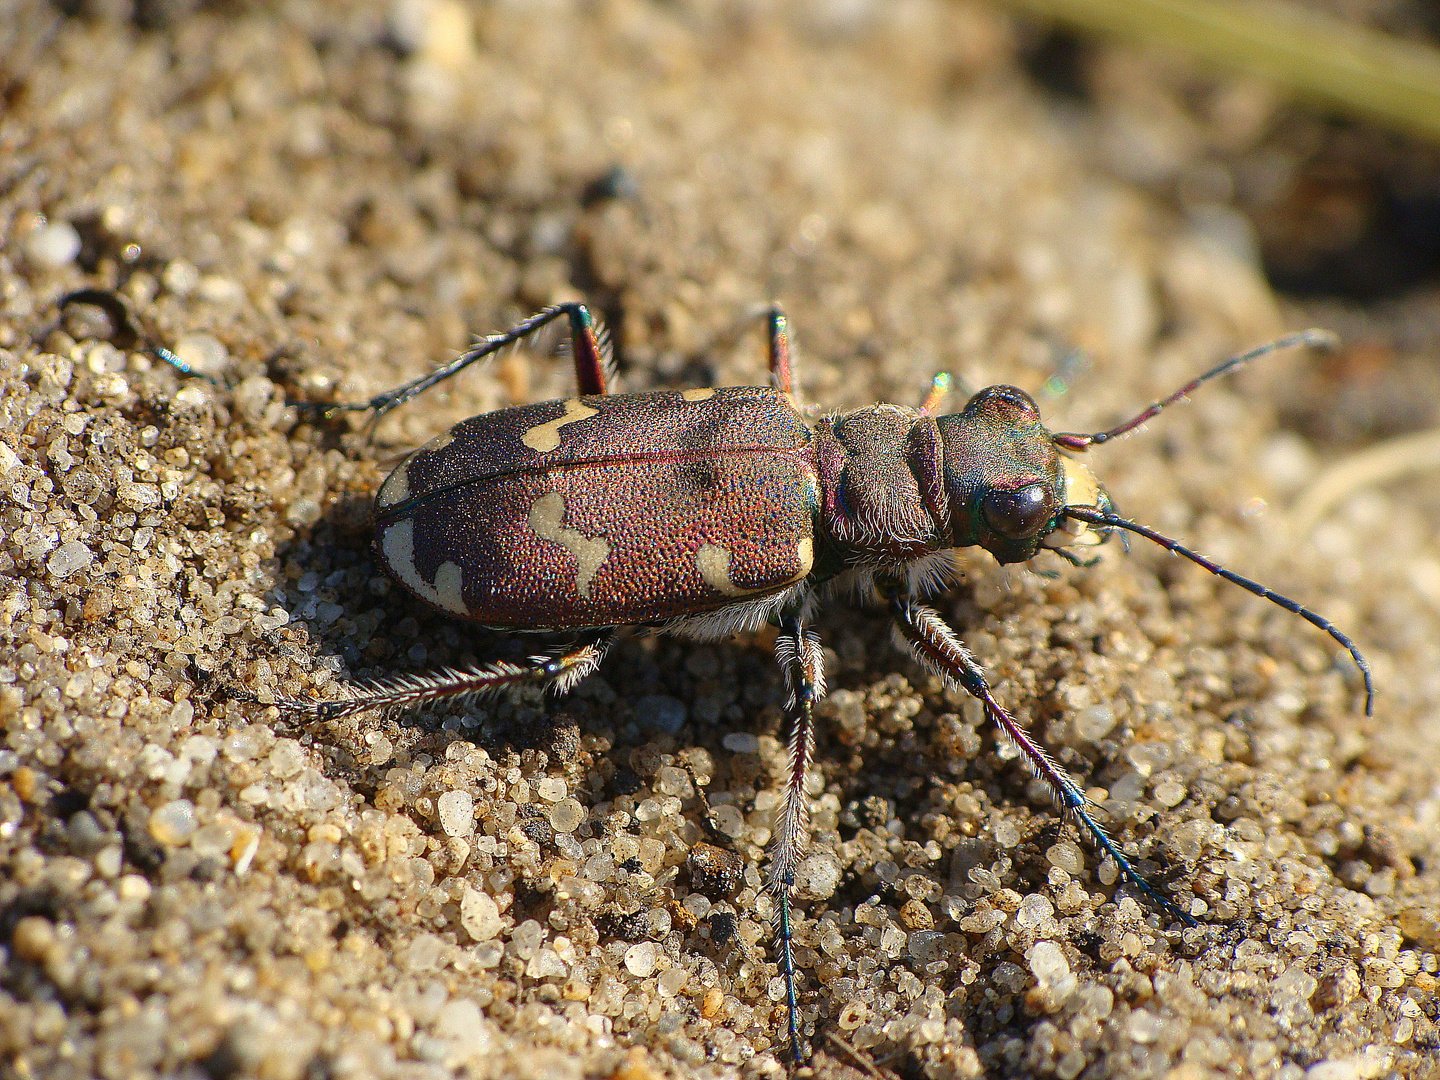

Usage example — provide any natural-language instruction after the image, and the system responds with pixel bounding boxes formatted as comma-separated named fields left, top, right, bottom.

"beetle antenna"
left=1063, top=505, right=1373, bottom=715
left=1052, top=330, right=1338, bottom=452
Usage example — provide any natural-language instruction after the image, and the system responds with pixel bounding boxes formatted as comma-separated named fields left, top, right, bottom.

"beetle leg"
left=770, top=617, right=825, bottom=1063
left=563, top=303, right=612, bottom=396
left=765, top=304, right=795, bottom=400
left=887, top=597, right=1198, bottom=927
left=335, top=303, right=611, bottom=422
left=1051, top=546, right=1101, bottom=569
left=917, top=372, right=953, bottom=415
left=272, top=631, right=614, bottom=720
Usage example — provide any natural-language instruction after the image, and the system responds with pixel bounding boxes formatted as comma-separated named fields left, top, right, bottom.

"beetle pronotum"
left=275, top=305, right=1371, bottom=1062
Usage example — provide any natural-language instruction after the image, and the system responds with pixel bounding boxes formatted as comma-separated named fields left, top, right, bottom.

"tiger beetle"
left=272, top=304, right=1372, bottom=1063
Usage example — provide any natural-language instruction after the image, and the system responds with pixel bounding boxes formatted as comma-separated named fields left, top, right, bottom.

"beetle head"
left=935, top=385, right=1110, bottom=564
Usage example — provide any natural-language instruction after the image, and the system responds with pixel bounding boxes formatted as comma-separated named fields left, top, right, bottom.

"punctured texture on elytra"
left=374, top=386, right=820, bottom=629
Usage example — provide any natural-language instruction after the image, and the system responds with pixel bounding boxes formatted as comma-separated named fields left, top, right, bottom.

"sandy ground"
left=1, top=2, right=1437, bottom=1078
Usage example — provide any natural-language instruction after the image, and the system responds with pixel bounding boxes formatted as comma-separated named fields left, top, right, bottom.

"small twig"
left=823, top=1031, right=894, bottom=1079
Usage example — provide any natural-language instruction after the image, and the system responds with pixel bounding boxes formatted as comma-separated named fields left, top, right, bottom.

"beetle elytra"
left=276, top=304, right=1372, bottom=1062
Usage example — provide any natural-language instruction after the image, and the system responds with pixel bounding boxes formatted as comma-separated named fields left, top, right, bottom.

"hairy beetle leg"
left=769, top=618, right=826, bottom=1063
left=273, top=632, right=615, bottom=720
left=328, top=303, right=614, bottom=424
left=888, top=597, right=1199, bottom=928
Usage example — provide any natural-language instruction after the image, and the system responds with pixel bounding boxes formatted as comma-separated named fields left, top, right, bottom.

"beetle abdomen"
left=374, top=386, right=821, bottom=629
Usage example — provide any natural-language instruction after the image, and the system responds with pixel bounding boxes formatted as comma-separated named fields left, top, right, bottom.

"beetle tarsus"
left=773, top=868, right=804, bottom=1065
left=1051, top=546, right=1101, bottom=569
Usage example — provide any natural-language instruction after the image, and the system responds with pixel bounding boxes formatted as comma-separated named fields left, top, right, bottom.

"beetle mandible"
left=278, top=303, right=1372, bottom=1062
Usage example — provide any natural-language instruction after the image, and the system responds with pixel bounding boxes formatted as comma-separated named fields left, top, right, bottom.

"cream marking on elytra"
left=522, top=399, right=598, bottom=453
left=527, top=492, right=611, bottom=598
left=430, top=561, right=466, bottom=614
left=794, top=537, right=815, bottom=579
left=681, top=388, right=715, bottom=401
left=376, top=430, right=458, bottom=510
left=375, top=465, right=409, bottom=510
left=421, top=429, right=457, bottom=455
left=697, top=543, right=761, bottom=596
left=379, top=519, right=470, bottom=615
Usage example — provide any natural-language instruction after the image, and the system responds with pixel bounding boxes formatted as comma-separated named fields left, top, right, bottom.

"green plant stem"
left=998, top=0, right=1440, bottom=142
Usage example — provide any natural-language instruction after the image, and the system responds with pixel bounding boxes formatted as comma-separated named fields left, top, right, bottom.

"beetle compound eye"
left=981, top=483, right=1056, bottom=539
left=964, top=385, right=1041, bottom=424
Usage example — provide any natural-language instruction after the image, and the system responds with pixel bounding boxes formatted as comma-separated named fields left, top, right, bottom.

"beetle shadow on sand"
left=253, top=478, right=804, bottom=807
left=250, top=476, right=848, bottom=961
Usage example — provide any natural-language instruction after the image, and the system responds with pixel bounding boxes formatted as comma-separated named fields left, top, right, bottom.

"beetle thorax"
left=812, top=387, right=1114, bottom=577
left=812, top=404, right=951, bottom=564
